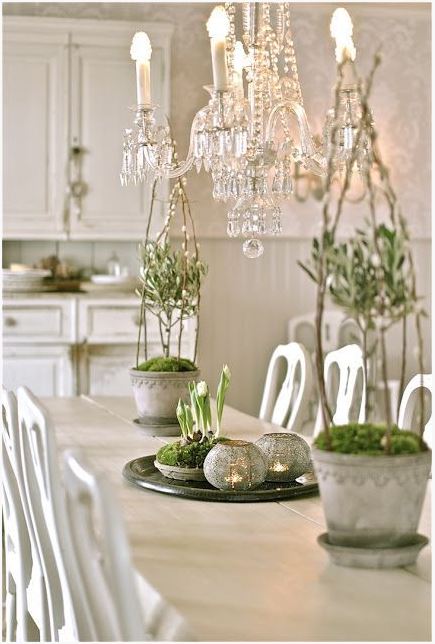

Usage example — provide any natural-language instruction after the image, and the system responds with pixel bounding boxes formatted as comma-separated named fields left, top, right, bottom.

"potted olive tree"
left=129, top=176, right=207, bottom=424
left=300, top=55, right=431, bottom=567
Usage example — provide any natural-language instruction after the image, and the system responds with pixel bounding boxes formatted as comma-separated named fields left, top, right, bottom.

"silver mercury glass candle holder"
left=255, top=432, right=311, bottom=482
left=203, top=439, right=267, bottom=491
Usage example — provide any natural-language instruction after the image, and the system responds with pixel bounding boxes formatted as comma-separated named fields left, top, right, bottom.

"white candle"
left=330, top=8, right=357, bottom=86
left=207, top=6, right=230, bottom=91
left=130, top=31, right=152, bottom=106
left=232, top=40, right=247, bottom=96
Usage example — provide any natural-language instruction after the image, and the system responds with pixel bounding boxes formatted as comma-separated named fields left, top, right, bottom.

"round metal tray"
left=123, top=455, right=319, bottom=502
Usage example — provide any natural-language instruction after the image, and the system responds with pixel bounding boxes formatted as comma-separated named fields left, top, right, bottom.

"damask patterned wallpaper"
left=3, top=2, right=431, bottom=239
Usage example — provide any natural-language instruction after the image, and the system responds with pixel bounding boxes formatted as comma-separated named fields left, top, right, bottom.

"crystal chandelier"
left=121, top=2, right=326, bottom=258
left=121, top=4, right=371, bottom=257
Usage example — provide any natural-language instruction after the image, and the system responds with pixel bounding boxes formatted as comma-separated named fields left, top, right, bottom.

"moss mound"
left=136, top=356, right=197, bottom=373
left=314, top=423, right=428, bottom=455
left=156, top=437, right=222, bottom=468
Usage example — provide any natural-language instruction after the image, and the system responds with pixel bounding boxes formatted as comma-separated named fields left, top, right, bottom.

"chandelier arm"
left=142, top=108, right=209, bottom=179
left=265, top=100, right=326, bottom=176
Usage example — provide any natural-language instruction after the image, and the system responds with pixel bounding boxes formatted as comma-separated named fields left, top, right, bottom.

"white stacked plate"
left=88, top=274, right=138, bottom=292
left=2, top=269, right=53, bottom=293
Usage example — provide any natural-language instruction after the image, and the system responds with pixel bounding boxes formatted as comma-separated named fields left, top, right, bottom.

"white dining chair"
left=2, top=388, right=49, bottom=642
left=63, top=448, right=193, bottom=642
left=288, top=312, right=365, bottom=428
left=17, top=386, right=95, bottom=642
left=313, top=344, right=366, bottom=436
left=398, top=374, right=432, bottom=449
left=288, top=311, right=347, bottom=355
left=259, top=342, right=313, bottom=432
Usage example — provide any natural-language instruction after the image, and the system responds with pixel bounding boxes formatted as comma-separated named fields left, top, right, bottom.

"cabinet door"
left=3, top=23, right=68, bottom=239
left=79, top=344, right=136, bottom=396
left=3, top=345, right=74, bottom=397
left=68, top=27, right=169, bottom=240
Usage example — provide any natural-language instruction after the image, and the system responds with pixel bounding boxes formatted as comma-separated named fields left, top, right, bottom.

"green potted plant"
left=155, top=365, right=231, bottom=481
left=300, top=54, right=431, bottom=567
left=129, top=175, right=207, bottom=423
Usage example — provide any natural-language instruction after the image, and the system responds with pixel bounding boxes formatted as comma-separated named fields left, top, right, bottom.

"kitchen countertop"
left=3, top=288, right=138, bottom=300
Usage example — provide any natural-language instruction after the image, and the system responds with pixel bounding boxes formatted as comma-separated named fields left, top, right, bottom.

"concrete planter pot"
left=312, top=447, right=431, bottom=549
left=129, top=368, right=199, bottom=422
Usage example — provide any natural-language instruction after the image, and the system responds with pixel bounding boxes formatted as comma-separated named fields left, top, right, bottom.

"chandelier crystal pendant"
left=121, top=2, right=328, bottom=257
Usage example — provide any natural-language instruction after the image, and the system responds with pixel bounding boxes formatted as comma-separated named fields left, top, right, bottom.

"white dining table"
left=44, top=395, right=431, bottom=642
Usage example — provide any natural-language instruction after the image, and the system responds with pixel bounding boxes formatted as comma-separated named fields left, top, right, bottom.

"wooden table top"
left=43, top=395, right=431, bottom=642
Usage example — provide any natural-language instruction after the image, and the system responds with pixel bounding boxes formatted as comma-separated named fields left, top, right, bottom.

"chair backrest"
left=17, top=386, right=94, bottom=641
left=288, top=311, right=346, bottom=355
left=259, top=342, right=313, bottom=432
left=398, top=374, right=432, bottom=448
left=62, top=449, right=146, bottom=641
left=2, top=389, right=33, bottom=589
left=313, top=344, right=366, bottom=436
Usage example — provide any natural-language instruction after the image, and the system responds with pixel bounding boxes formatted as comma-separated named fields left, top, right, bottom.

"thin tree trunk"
left=397, top=314, right=407, bottom=421
left=135, top=292, right=145, bottom=368
left=380, top=327, right=392, bottom=446
left=361, top=326, right=370, bottom=420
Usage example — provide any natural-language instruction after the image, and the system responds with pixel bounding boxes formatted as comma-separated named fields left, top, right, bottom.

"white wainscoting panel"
left=196, top=238, right=432, bottom=416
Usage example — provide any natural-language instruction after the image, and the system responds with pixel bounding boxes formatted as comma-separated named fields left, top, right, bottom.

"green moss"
left=156, top=437, right=223, bottom=468
left=136, top=356, right=197, bottom=373
left=314, top=423, right=427, bottom=455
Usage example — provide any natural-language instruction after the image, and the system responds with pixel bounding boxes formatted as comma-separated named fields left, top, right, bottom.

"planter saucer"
left=318, top=532, right=429, bottom=569
left=133, top=417, right=180, bottom=437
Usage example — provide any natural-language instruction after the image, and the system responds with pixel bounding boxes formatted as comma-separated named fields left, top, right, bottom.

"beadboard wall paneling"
left=196, top=238, right=431, bottom=415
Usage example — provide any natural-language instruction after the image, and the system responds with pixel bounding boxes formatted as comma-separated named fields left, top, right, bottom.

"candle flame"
left=330, top=8, right=356, bottom=63
left=207, top=6, right=230, bottom=39
left=225, top=472, right=243, bottom=484
left=233, top=41, right=248, bottom=74
left=272, top=461, right=288, bottom=472
left=130, top=32, right=152, bottom=61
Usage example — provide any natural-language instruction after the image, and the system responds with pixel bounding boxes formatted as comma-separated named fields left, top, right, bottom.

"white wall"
left=3, top=2, right=431, bottom=414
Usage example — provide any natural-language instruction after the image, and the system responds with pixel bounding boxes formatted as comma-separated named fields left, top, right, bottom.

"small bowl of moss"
left=155, top=435, right=219, bottom=481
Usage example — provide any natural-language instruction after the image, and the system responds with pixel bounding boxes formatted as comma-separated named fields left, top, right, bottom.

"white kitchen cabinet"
left=3, top=298, right=76, bottom=344
left=3, top=17, right=172, bottom=240
left=77, top=298, right=195, bottom=396
left=78, top=344, right=136, bottom=396
left=3, top=28, right=68, bottom=239
left=3, top=295, right=195, bottom=398
left=3, top=345, right=74, bottom=397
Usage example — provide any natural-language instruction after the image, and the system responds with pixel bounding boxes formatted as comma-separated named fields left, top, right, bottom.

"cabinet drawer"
left=78, top=299, right=158, bottom=344
left=3, top=300, right=75, bottom=343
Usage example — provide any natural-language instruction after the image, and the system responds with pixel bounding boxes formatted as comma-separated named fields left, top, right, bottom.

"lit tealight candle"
left=224, top=465, right=244, bottom=489
left=207, top=6, right=230, bottom=91
left=330, top=8, right=357, bottom=86
left=271, top=461, right=289, bottom=473
left=130, top=31, right=152, bottom=106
